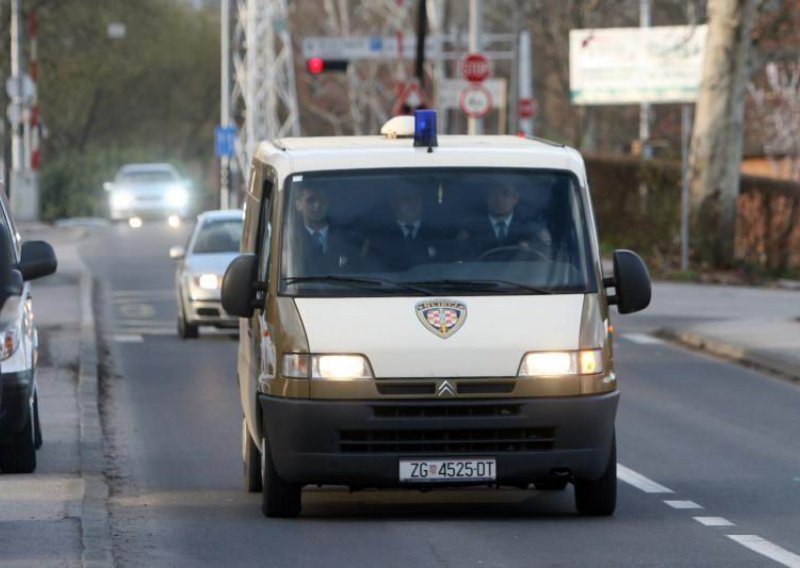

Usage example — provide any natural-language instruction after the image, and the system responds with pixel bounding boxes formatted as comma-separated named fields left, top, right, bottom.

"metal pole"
left=10, top=0, right=24, bottom=173
left=220, top=0, right=231, bottom=210
left=467, top=0, right=482, bottom=135
left=518, top=30, right=533, bottom=137
left=680, top=104, right=692, bottom=272
left=639, top=0, right=651, bottom=160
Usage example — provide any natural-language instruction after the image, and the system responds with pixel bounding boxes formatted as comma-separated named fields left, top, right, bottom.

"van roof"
left=255, top=135, right=585, bottom=178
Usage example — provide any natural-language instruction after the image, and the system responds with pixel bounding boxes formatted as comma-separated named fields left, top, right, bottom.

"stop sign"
left=461, top=53, right=491, bottom=83
left=519, top=98, right=538, bottom=119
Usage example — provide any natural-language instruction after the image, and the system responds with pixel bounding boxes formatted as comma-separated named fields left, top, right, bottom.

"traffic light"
left=306, top=58, right=349, bottom=75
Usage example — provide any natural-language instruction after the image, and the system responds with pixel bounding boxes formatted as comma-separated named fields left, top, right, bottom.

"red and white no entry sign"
left=519, top=97, right=538, bottom=119
left=459, top=84, right=493, bottom=118
left=460, top=53, right=491, bottom=83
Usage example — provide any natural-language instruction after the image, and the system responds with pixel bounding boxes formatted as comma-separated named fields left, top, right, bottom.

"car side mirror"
left=221, top=254, right=264, bottom=318
left=169, top=246, right=185, bottom=260
left=604, top=250, right=651, bottom=314
left=103, top=182, right=114, bottom=192
left=19, top=241, right=58, bottom=281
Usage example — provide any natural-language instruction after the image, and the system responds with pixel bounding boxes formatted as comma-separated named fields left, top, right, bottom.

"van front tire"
left=260, top=436, right=301, bottom=518
left=574, top=436, right=616, bottom=516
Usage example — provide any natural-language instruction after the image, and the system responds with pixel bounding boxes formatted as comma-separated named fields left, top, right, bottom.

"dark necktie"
left=312, top=231, right=325, bottom=253
left=495, top=221, right=507, bottom=241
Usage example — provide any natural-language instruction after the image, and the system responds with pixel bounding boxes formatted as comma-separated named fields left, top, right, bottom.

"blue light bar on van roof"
left=414, top=109, right=438, bottom=149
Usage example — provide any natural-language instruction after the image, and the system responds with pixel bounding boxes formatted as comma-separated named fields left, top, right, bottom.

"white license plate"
left=399, top=458, right=496, bottom=483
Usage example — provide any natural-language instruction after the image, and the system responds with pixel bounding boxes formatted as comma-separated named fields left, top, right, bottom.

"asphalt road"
left=79, top=222, right=800, bottom=568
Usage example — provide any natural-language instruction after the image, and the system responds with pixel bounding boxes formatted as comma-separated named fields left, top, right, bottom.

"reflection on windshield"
left=280, top=169, right=596, bottom=296
left=192, top=220, right=243, bottom=254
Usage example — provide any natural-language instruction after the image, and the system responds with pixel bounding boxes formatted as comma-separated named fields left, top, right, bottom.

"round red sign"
left=461, top=53, right=491, bottom=83
left=519, top=97, right=538, bottom=119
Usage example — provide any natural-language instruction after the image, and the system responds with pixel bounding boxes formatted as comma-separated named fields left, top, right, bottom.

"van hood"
left=294, top=295, right=585, bottom=378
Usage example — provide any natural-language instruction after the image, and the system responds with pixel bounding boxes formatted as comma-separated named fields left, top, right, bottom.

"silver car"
left=170, top=210, right=243, bottom=339
left=105, top=163, right=191, bottom=225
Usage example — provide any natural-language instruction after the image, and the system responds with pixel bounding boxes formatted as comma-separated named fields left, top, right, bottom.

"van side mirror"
left=169, top=246, right=185, bottom=260
left=19, top=241, right=58, bottom=281
left=604, top=250, right=651, bottom=314
left=221, top=254, right=263, bottom=318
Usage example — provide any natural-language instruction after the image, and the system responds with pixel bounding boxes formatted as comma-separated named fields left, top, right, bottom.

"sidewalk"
left=0, top=224, right=112, bottom=568
left=646, top=281, right=800, bottom=383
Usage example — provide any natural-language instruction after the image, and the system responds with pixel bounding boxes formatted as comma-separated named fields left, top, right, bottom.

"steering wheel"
left=475, top=245, right=549, bottom=263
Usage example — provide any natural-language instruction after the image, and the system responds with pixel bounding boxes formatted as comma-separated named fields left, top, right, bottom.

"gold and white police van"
left=222, top=111, right=651, bottom=518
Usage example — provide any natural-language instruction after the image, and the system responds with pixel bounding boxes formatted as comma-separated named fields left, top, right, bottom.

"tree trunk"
left=687, top=0, right=757, bottom=267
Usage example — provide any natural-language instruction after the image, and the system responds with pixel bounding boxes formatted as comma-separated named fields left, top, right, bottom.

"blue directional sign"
left=215, top=126, right=237, bottom=158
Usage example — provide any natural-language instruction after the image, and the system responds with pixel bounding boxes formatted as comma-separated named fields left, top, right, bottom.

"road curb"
left=78, top=270, right=115, bottom=568
left=657, top=328, right=800, bottom=385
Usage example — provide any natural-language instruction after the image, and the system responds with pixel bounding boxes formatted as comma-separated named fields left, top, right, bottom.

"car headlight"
left=166, top=186, right=189, bottom=207
left=194, top=273, right=220, bottom=290
left=281, top=354, right=374, bottom=380
left=0, top=328, right=20, bottom=360
left=518, top=349, right=604, bottom=377
left=110, top=191, right=134, bottom=209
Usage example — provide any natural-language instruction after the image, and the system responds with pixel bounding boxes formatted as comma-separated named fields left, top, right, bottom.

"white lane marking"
left=621, top=333, right=663, bottom=345
left=617, top=464, right=674, bottom=494
left=112, top=334, right=144, bottom=343
left=665, top=500, right=703, bottom=509
left=727, top=535, right=800, bottom=567
left=694, top=517, right=734, bottom=527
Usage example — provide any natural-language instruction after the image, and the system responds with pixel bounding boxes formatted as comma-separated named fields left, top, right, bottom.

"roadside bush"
left=585, top=154, right=800, bottom=276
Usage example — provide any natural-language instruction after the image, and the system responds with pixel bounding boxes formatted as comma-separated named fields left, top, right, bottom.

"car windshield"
left=118, top=170, right=176, bottom=183
left=191, top=219, right=243, bottom=254
left=279, top=168, right=597, bottom=297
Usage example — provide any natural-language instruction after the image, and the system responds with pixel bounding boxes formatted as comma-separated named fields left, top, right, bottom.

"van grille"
left=339, top=427, right=555, bottom=454
left=373, top=404, right=520, bottom=419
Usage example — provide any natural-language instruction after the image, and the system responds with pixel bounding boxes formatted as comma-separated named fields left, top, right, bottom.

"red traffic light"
left=308, top=57, right=324, bottom=75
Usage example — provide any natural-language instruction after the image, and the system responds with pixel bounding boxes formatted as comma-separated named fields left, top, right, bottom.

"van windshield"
left=279, top=168, right=597, bottom=297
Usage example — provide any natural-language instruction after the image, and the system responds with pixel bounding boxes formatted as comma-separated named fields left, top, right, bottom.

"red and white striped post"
left=28, top=9, right=41, bottom=171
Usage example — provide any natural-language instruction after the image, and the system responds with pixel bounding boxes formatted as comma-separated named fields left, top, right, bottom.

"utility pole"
left=467, top=0, right=482, bottom=135
left=220, top=0, right=231, bottom=209
left=9, top=0, right=38, bottom=221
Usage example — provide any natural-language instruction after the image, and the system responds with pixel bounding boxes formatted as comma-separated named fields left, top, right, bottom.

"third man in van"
left=458, top=184, right=551, bottom=260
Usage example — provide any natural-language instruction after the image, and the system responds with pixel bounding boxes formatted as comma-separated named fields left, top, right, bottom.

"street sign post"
left=459, top=84, right=492, bottom=119
left=461, top=53, right=491, bottom=83
left=215, top=126, right=237, bottom=158
left=392, top=81, right=428, bottom=116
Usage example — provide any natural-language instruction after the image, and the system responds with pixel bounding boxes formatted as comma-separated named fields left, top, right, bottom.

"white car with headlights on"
left=170, top=209, right=243, bottom=339
left=105, top=163, right=191, bottom=226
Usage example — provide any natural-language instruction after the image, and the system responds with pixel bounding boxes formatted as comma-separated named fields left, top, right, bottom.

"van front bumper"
left=258, top=391, right=618, bottom=487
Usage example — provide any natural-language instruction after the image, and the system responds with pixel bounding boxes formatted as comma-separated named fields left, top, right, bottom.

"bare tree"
left=748, top=60, right=800, bottom=180
left=687, top=0, right=759, bottom=267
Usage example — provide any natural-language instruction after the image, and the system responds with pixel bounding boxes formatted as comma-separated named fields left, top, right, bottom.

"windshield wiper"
left=403, top=278, right=553, bottom=295
left=281, top=275, right=435, bottom=295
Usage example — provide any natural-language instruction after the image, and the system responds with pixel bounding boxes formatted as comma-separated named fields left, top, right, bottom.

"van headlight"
left=281, top=354, right=374, bottom=380
left=518, top=349, right=604, bottom=377
left=166, top=186, right=189, bottom=207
